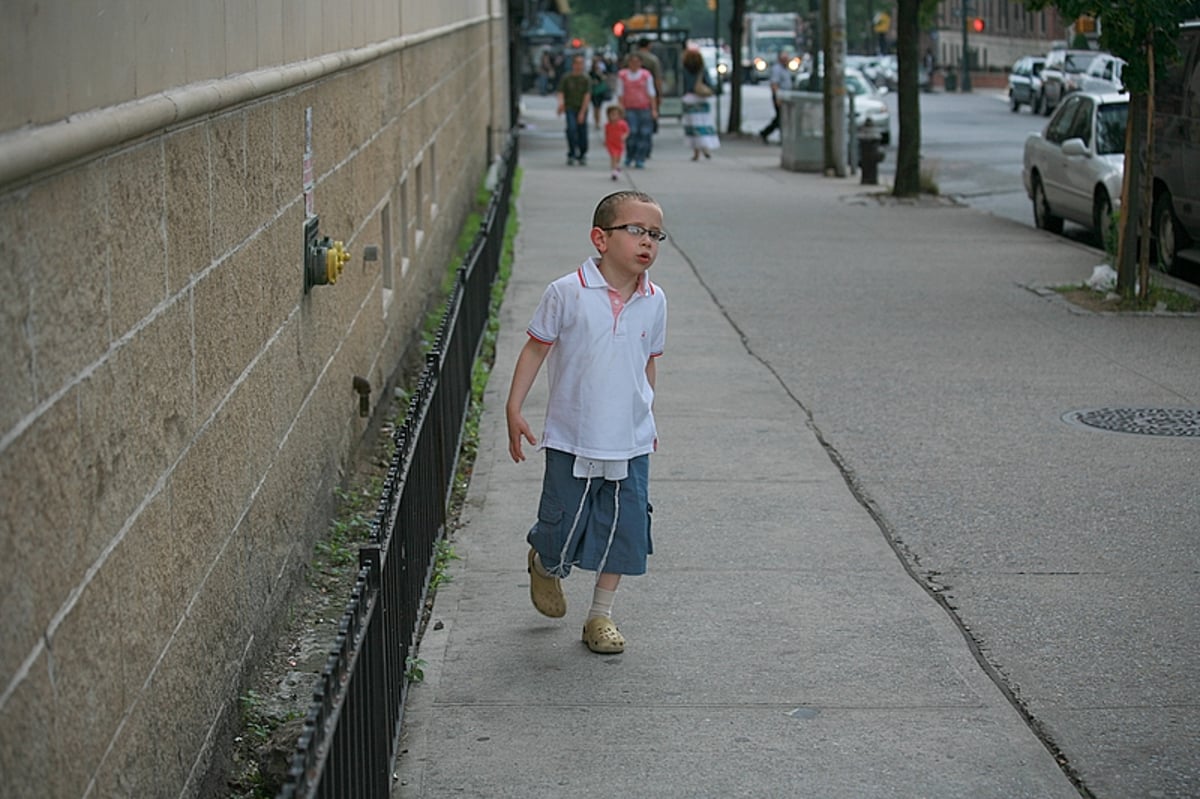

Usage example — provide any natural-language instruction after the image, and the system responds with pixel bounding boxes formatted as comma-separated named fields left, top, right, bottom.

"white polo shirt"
left=527, top=256, right=667, bottom=460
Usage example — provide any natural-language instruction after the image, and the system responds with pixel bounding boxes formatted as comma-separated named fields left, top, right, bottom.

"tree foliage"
left=1022, top=0, right=1199, bottom=92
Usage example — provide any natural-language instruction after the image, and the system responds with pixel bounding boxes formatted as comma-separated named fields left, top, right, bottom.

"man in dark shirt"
left=558, top=54, right=592, bottom=165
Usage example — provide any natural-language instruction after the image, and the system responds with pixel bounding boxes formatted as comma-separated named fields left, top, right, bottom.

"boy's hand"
left=507, top=411, right=537, bottom=462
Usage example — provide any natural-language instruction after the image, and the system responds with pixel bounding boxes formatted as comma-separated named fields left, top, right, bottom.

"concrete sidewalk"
left=393, top=96, right=1086, bottom=798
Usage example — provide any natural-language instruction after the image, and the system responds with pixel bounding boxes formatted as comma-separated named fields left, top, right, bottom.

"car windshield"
left=1096, top=102, right=1128, bottom=155
left=845, top=72, right=873, bottom=95
left=1064, top=52, right=1100, bottom=73
left=756, top=36, right=796, bottom=55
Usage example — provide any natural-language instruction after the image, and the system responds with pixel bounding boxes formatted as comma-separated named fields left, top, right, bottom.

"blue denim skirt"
left=527, top=448, right=653, bottom=577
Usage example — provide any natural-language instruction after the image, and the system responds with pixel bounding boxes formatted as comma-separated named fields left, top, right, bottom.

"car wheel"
left=1154, top=190, right=1190, bottom=274
left=1093, top=189, right=1115, bottom=253
left=1033, top=175, right=1064, bottom=234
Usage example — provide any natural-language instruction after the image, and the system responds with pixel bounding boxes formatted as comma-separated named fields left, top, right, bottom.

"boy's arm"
left=645, top=356, right=657, bottom=391
left=506, top=337, right=553, bottom=462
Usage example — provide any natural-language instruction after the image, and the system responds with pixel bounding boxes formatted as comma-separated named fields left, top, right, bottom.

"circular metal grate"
left=1063, top=407, right=1200, bottom=437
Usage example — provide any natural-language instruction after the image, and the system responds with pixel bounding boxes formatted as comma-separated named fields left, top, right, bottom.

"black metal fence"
left=279, top=130, right=519, bottom=799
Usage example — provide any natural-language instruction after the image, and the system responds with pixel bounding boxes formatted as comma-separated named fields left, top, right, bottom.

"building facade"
left=929, top=1, right=1081, bottom=72
left=0, top=1, right=510, bottom=795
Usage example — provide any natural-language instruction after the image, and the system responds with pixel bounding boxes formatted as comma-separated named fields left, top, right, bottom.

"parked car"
left=1151, top=20, right=1200, bottom=273
left=793, top=67, right=891, bottom=144
left=1008, top=55, right=1046, bottom=113
left=848, top=54, right=897, bottom=91
left=1080, top=53, right=1127, bottom=94
left=1022, top=91, right=1129, bottom=251
left=1039, top=48, right=1103, bottom=116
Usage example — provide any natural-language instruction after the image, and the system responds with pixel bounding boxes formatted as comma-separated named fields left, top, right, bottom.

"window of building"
left=380, top=201, right=393, bottom=312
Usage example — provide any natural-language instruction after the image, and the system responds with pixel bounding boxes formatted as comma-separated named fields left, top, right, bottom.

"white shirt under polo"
left=527, top=256, right=667, bottom=461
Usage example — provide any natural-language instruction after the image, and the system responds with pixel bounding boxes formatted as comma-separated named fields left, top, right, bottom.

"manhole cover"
left=1063, top=407, right=1200, bottom=437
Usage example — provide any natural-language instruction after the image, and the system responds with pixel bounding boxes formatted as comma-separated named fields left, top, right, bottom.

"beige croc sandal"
left=581, top=616, right=625, bottom=654
left=527, top=549, right=566, bottom=618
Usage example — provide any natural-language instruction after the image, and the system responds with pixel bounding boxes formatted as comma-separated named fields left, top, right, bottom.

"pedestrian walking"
left=589, top=53, right=611, bottom=130
left=759, top=51, right=793, bottom=144
left=635, top=38, right=663, bottom=157
left=557, top=54, right=591, bottom=166
left=616, top=53, right=657, bottom=169
left=681, top=49, right=719, bottom=161
left=505, top=190, right=669, bottom=655
left=604, top=105, right=629, bottom=181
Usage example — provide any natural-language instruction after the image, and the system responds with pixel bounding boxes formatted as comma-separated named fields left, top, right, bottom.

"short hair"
left=593, top=191, right=660, bottom=229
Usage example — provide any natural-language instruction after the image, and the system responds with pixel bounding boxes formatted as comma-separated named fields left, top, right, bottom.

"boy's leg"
left=527, top=450, right=585, bottom=617
left=528, top=548, right=566, bottom=618
left=587, top=573, right=621, bottom=619
left=582, top=575, right=625, bottom=653
left=581, top=457, right=650, bottom=654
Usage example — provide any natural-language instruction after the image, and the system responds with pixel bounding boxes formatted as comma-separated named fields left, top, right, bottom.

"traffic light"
left=971, top=17, right=985, bottom=33
left=613, top=20, right=625, bottom=37
left=571, top=38, right=582, bottom=48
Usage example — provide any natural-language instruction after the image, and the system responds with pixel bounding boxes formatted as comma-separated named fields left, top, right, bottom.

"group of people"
left=554, top=39, right=720, bottom=178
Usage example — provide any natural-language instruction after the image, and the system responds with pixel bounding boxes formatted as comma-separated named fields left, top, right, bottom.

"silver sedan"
left=1022, top=91, right=1128, bottom=251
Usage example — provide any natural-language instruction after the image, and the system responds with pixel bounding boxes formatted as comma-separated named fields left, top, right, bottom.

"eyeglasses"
left=599, top=224, right=668, bottom=243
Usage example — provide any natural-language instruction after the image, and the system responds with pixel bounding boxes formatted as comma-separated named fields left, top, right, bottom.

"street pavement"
left=394, top=92, right=1200, bottom=798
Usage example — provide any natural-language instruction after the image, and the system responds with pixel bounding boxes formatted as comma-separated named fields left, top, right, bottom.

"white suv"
left=1039, top=49, right=1102, bottom=116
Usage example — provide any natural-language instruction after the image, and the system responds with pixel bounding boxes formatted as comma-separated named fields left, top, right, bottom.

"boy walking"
left=506, top=191, right=668, bottom=654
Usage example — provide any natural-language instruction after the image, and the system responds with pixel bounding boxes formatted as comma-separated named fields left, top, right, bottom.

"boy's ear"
left=589, top=226, right=608, bottom=252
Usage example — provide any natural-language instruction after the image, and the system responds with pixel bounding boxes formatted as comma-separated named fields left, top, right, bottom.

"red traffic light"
left=613, top=21, right=625, bottom=37
left=971, top=17, right=985, bottom=33
left=571, top=38, right=582, bottom=48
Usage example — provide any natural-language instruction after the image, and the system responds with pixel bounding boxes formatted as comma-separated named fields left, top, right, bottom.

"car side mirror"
left=1062, top=138, right=1089, bottom=156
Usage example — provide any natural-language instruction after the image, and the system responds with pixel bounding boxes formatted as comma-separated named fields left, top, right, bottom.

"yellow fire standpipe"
left=304, top=216, right=351, bottom=292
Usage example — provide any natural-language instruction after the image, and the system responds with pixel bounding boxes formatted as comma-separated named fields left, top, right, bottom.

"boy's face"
left=591, top=200, right=664, bottom=277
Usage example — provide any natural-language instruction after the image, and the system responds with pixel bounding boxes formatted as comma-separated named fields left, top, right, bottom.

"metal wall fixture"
left=304, top=216, right=351, bottom=292
left=352, top=376, right=371, bottom=417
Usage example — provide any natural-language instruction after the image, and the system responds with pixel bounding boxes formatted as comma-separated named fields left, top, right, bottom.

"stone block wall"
left=0, top=2, right=510, bottom=795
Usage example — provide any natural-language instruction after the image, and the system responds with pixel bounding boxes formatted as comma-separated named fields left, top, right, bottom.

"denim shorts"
left=527, top=448, right=653, bottom=577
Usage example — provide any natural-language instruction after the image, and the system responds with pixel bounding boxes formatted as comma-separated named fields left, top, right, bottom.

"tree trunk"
left=1116, top=92, right=1141, bottom=294
left=1118, top=93, right=1137, bottom=292
left=1137, top=38, right=1156, bottom=303
left=727, top=0, right=746, bottom=134
left=893, top=0, right=922, bottom=196
left=822, top=0, right=835, bottom=170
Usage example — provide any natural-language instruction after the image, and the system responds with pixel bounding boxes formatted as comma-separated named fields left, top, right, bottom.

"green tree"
left=1023, top=0, right=1200, bottom=299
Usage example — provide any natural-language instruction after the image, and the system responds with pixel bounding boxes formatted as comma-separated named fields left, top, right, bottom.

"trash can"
left=943, top=69, right=957, bottom=92
left=778, top=90, right=824, bottom=172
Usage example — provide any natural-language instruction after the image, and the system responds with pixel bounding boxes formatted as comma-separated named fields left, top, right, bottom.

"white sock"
left=587, top=586, right=617, bottom=620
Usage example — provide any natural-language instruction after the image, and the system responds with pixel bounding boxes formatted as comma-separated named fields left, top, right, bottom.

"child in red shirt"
left=604, top=105, right=629, bottom=181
